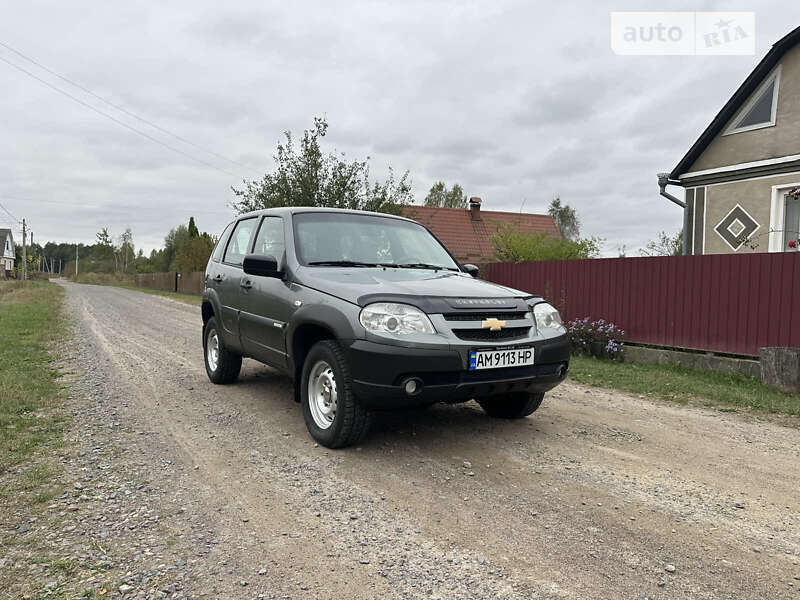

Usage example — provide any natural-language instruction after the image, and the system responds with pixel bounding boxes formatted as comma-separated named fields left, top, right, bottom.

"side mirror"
left=243, top=254, right=282, bottom=278
left=462, top=263, right=479, bottom=278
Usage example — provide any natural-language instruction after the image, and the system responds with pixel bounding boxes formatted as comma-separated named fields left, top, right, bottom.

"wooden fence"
left=482, top=253, right=800, bottom=357
left=134, top=271, right=204, bottom=294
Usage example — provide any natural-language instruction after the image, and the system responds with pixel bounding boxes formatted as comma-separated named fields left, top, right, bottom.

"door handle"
left=212, top=274, right=223, bottom=283
left=240, top=279, right=253, bottom=289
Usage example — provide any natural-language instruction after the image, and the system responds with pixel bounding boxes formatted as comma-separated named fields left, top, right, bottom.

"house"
left=402, top=198, right=559, bottom=264
left=664, top=24, right=800, bottom=254
left=0, top=228, right=15, bottom=276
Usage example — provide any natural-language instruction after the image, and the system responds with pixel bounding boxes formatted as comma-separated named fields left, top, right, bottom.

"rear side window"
left=211, top=222, right=234, bottom=262
left=223, top=218, right=258, bottom=266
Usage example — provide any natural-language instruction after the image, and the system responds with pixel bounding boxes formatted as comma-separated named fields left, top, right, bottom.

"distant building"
left=402, top=198, right=559, bottom=264
left=666, top=25, right=800, bottom=254
left=0, top=228, right=15, bottom=275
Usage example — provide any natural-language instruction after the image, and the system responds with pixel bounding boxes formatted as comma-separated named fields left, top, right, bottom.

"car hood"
left=295, top=267, right=532, bottom=308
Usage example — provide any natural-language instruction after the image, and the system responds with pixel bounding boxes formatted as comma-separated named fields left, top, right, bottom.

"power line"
left=0, top=40, right=261, bottom=177
left=0, top=200, right=21, bottom=224
left=4, top=195, right=233, bottom=216
left=0, top=54, right=242, bottom=179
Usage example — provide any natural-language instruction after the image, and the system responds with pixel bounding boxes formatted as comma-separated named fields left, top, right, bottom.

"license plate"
left=469, top=347, right=535, bottom=371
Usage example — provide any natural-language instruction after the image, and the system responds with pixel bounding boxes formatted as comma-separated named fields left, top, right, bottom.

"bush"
left=567, top=317, right=625, bottom=360
left=490, top=225, right=602, bottom=262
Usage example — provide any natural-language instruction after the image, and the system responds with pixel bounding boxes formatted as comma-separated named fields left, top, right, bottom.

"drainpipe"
left=657, top=173, right=690, bottom=255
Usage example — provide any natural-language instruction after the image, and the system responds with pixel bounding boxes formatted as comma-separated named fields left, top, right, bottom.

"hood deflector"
left=356, top=294, right=532, bottom=313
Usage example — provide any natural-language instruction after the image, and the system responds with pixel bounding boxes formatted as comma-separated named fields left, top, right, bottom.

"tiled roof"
left=402, top=205, right=559, bottom=264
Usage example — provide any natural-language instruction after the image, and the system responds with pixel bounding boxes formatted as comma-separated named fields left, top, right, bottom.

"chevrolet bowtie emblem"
left=481, top=318, right=507, bottom=331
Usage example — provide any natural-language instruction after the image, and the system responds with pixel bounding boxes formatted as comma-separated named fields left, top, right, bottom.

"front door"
left=239, top=216, right=295, bottom=368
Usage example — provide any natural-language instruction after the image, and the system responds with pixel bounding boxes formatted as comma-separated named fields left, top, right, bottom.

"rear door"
left=239, top=216, right=295, bottom=368
left=217, top=217, right=259, bottom=349
left=205, top=220, right=234, bottom=302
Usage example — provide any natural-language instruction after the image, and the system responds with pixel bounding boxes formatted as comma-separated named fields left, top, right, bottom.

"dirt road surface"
left=43, top=281, right=800, bottom=598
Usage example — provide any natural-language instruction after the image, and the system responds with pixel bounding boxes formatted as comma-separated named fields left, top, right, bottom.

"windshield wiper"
left=389, top=263, right=459, bottom=271
left=307, top=260, right=379, bottom=267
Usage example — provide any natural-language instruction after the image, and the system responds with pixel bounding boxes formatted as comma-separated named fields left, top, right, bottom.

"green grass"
left=569, top=354, right=800, bottom=416
left=118, top=284, right=202, bottom=306
left=0, top=280, right=68, bottom=474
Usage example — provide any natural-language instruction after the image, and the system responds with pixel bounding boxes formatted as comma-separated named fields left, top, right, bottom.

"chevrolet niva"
left=202, top=208, right=569, bottom=448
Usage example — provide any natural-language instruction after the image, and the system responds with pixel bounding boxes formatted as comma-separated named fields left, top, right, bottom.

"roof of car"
left=236, top=206, right=416, bottom=222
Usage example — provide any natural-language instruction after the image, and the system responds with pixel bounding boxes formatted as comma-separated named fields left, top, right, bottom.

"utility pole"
left=21, top=218, right=27, bottom=281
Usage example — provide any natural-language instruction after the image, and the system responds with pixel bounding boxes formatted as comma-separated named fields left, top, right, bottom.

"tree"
left=232, top=117, right=412, bottom=215
left=640, top=231, right=682, bottom=256
left=188, top=216, right=199, bottom=238
left=162, top=225, right=189, bottom=271
left=548, top=197, right=580, bottom=241
left=92, top=227, right=115, bottom=262
left=172, top=233, right=215, bottom=272
left=424, top=181, right=467, bottom=208
left=490, top=225, right=601, bottom=262
left=96, top=228, right=113, bottom=248
left=119, top=228, right=132, bottom=271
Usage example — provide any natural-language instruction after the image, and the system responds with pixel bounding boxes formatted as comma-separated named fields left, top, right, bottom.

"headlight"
left=533, top=302, right=564, bottom=331
left=359, top=302, right=436, bottom=335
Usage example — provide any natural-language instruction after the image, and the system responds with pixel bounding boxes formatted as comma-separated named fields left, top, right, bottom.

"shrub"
left=567, top=317, right=625, bottom=360
left=490, top=225, right=602, bottom=262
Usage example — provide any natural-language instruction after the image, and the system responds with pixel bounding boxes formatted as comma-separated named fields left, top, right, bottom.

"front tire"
left=203, top=317, right=242, bottom=384
left=478, top=392, right=544, bottom=419
left=301, top=340, right=371, bottom=448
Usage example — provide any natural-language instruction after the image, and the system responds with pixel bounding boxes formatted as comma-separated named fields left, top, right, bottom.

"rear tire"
left=301, top=340, right=371, bottom=448
left=203, top=317, right=242, bottom=384
left=478, top=392, right=544, bottom=419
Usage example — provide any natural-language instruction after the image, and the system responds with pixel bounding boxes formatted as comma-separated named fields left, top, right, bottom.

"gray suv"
left=202, top=208, right=569, bottom=448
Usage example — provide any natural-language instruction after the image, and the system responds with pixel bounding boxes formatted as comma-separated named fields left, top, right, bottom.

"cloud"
left=0, top=0, right=793, bottom=255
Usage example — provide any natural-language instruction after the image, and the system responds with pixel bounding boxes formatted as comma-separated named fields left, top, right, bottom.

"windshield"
left=293, top=212, right=460, bottom=270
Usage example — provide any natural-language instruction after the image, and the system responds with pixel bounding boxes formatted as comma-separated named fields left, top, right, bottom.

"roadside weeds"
left=569, top=354, right=800, bottom=420
left=67, top=274, right=201, bottom=307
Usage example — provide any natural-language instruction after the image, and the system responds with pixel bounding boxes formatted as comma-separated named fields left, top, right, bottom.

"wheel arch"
left=201, top=300, right=215, bottom=326
left=290, top=322, right=338, bottom=401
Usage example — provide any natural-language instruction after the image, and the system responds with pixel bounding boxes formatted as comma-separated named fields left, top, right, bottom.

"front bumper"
left=345, top=336, right=570, bottom=409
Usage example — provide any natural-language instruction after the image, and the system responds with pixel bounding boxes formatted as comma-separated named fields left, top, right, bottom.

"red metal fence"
left=482, top=253, right=800, bottom=357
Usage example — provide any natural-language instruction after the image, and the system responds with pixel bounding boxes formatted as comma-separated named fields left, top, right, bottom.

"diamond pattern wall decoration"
left=715, top=205, right=760, bottom=251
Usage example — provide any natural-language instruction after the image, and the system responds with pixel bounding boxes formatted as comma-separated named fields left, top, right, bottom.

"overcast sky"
left=0, top=1, right=796, bottom=255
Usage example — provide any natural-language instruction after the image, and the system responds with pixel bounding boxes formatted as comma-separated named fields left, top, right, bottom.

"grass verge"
left=0, top=279, right=67, bottom=520
left=116, top=284, right=202, bottom=306
left=569, top=354, right=800, bottom=417
left=0, top=280, right=68, bottom=474
left=69, top=273, right=201, bottom=306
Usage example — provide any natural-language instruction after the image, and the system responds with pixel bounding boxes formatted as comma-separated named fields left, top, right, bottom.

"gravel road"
left=41, top=280, right=800, bottom=598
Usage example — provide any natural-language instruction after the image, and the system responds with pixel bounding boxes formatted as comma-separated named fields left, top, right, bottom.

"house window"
left=785, top=193, right=800, bottom=250
left=724, top=66, right=781, bottom=135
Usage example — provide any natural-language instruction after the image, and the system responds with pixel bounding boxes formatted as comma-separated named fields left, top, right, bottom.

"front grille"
left=452, top=326, right=531, bottom=342
left=443, top=311, right=528, bottom=322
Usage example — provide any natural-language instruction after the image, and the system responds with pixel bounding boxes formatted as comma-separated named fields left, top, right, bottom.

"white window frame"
left=723, top=64, right=781, bottom=136
left=768, top=180, right=800, bottom=252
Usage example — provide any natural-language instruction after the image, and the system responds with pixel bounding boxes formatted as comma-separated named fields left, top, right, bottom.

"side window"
left=223, top=218, right=258, bottom=266
left=211, top=222, right=234, bottom=262
left=252, top=217, right=285, bottom=260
